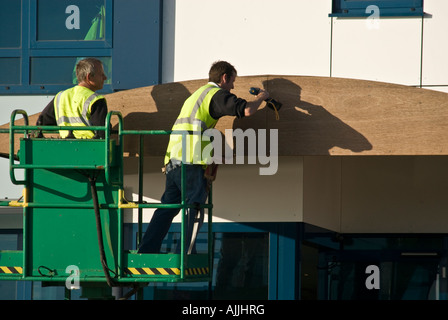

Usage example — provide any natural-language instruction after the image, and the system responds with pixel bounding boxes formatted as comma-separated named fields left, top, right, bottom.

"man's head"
left=209, top=61, right=237, bottom=91
left=76, top=58, right=107, bottom=91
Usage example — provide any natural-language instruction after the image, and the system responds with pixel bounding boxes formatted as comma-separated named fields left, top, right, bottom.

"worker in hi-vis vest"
left=138, top=61, right=269, bottom=254
left=36, top=58, right=108, bottom=139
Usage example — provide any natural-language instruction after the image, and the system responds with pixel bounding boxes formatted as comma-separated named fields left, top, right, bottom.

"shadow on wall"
left=117, top=83, right=192, bottom=157
left=233, top=78, right=373, bottom=155
left=91, top=77, right=373, bottom=158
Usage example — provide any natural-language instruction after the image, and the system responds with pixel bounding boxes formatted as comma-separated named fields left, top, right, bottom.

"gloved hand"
left=249, top=87, right=282, bottom=120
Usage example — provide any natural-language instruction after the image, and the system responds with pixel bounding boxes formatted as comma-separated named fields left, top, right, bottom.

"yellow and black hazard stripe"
left=126, top=267, right=180, bottom=276
left=184, top=267, right=209, bottom=276
left=126, top=267, right=209, bottom=276
left=0, top=266, right=23, bottom=274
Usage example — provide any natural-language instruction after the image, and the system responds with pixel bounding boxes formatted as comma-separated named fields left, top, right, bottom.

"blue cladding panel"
left=112, top=0, right=162, bottom=89
left=330, top=0, right=424, bottom=17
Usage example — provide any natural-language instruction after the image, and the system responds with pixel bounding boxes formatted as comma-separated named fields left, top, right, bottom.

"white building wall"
left=123, top=156, right=304, bottom=224
left=164, top=0, right=448, bottom=92
left=331, top=17, right=422, bottom=85
left=164, top=0, right=332, bottom=82
left=422, top=1, right=448, bottom=89
left=2, top=1, right=448, bottom=233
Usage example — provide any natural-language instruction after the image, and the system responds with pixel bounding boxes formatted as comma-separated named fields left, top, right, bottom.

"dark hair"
left=208, top=61, right=237, bottom=83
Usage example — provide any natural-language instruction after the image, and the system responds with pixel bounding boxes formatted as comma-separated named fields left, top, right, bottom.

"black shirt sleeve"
left=209, top=89, right=247, bottom=120
left=36, top=98, right=56, bottom=126
left=89, top=98, right=108, bottom=126
left=89, top=98, right=108, bottom=139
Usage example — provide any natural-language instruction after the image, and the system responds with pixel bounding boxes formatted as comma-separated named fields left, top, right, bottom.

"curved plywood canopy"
left=2, top=75, right=448, bottom=158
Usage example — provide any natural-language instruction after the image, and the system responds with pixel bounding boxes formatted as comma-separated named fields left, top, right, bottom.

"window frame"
left=330, top=0, right=424, bottom=17
left=29, top=0, right=113, bottom=49
left=0, top=0, right=113, bottom=95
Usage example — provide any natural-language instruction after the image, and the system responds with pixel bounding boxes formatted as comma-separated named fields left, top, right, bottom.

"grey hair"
left=76, top=58, right=102, bottom=83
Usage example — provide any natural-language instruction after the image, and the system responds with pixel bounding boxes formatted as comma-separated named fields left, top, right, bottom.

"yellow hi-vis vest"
left=54, top=86, right=104, bottom=139
left=164, top=84, right=221, bottom=165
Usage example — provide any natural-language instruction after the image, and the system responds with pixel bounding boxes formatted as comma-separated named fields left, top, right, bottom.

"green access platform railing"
left=0, top=110, right=214, bottom=294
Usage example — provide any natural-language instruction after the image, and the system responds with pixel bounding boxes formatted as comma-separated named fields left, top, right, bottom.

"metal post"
left=180, top=132, right=187, bottom=279
left=208, top=184, right=213, bottom=298
left=137, top=135, right=144, bottom=246
left=9, top=109, right=29, bottom=185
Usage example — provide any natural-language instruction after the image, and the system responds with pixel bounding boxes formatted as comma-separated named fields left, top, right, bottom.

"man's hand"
left=257, top=89, right=270, bottom=101
left=245, top=89, right=270, bottom=117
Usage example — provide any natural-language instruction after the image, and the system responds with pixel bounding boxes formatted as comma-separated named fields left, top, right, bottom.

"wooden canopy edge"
left=1, top=75, right=448, bottom=159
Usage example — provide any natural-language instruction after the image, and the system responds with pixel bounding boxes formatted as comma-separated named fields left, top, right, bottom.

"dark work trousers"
left=137, top=163, right=208, bottom=254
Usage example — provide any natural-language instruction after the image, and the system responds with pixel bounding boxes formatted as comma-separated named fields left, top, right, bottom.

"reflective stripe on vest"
left=54, top=86, right=103, bottom=139
left=165, top=84, right=220, bottom=165
left=173, top=85, right=217, bottom=131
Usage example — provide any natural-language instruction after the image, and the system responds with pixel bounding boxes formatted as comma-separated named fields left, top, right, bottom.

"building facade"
left=1, top=0, right=448, bottom=300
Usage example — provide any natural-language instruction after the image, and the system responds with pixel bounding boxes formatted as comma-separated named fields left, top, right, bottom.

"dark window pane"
left=213, top=232, right=269, bottom=299
left=0, top=233, right=21, bottom=250
left=143, top=231, right=269, bottom=300
left=0, top=58, right=21, bottom=85
left=0, top=0, right=21, bottom=48
left=37, top=0, right=106, bottom=41
left=30, top=57, right=111, bottom=85
left=0, top=281, right=20, bottom=300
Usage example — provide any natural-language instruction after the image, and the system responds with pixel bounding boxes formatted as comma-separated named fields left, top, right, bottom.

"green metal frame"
left=0, top=110, right=214, bottom=287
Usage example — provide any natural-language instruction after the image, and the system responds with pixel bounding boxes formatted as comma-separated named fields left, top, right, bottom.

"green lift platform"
left=0, top=110, right=214, bottom=299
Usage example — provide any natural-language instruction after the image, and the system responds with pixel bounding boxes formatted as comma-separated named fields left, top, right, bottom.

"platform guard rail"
left=0, top=110, right=214, bottom=292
